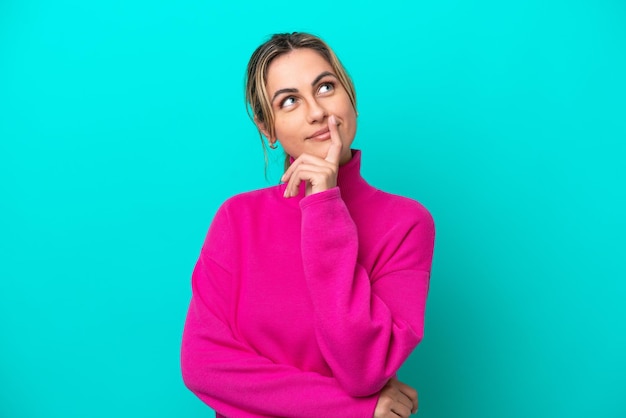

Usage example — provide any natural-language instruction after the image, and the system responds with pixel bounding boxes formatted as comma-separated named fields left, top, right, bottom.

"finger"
left=284, top=174, right=302, bottom=198
left=325, top=115, right=343, bottom=165
left=284, top=164, right=322, bottom=197
left=283, top=168, right=302, bottom=198
left=284, top=168, right=321, bottom=198
left=391, top=402, right=411, bottom=418
left=397, top=381, right=418, bottom=413
left=285, top=162, right=333, bottom=197
left=281, top=153, right=332, bottom=183
left=281, top=157, right=300, bottom=184
left=395, top=391, right=413, bottom=412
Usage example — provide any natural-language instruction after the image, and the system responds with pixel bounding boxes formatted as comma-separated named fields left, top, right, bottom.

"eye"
left=280, top=96, right=297, bottom=109
left=318, top=82, right=335, bottom=94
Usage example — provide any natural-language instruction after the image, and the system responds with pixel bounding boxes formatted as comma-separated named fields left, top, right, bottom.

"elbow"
left=180, top=343, right=210, bottom=395
left=180, top=351, right=199, bottom=393
left=345, top=384, right=383, bottom=398
left=181, top=354, right=214, bottom=397
left=181, top=371, right=195, bottom=393
left=337, top=336, right=423, bottom=397
left=338, top=372, right=390, bottom=398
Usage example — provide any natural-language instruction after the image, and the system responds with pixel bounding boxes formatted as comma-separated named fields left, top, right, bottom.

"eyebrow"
left=271, top=71, right=338, bottom=104
left=311, top=71, right=336, bottom=86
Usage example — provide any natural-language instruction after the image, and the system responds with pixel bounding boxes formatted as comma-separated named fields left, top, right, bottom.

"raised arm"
left=299, top=190, right=435, bottom=397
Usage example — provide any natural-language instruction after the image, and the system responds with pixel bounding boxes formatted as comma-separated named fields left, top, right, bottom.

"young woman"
left=181, top=32, right=435, bottom=418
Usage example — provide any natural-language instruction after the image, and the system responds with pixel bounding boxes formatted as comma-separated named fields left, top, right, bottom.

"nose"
left=305, top=97, right=327, bottom=124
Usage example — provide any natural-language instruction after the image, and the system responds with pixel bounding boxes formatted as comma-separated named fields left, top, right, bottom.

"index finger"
left=325, top=114, right=343, bottom=165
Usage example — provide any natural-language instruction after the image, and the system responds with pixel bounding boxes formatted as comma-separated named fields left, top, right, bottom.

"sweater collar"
left=337, top=149, right=374, bottom=202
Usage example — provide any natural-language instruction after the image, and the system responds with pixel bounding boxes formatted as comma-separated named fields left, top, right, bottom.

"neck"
left=281, top=149, right=375, bottom=203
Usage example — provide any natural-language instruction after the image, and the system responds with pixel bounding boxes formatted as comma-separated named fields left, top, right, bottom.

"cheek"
left=336, top=98, right=356, bottom=124
left=335, top=115, right=354, bottom=143
left=274, top=114, right=302, bottom=140
left=341, top=108, right=357, bottom=135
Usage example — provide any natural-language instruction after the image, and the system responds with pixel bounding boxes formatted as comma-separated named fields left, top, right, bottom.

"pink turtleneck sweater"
left=181, top=150, right=435, bottom=418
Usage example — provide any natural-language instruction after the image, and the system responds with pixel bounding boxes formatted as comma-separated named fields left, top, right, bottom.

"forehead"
left=266, top=48, right=334, bottom=91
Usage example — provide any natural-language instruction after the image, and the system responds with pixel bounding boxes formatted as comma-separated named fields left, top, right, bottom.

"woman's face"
left=262, top=48, right=356, bottom=164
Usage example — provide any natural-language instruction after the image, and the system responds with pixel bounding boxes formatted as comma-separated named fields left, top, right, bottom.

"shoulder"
left=371, top=189, right=434, bottom=228
left=202, top=185, right=281, bottom=245
left=209, top=185, right=283, bottom=228
left=218, top=185, right=281, bottom=213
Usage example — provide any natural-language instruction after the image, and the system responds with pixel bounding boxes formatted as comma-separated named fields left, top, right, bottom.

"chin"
left=307, top=141, right=332, bottom=155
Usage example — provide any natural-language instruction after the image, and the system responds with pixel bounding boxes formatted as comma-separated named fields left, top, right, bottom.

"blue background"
left=1, top=1, right=625, bottom=417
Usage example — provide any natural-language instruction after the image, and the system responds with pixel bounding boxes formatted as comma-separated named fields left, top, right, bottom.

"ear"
left=254, top=116, right=275, bottom=145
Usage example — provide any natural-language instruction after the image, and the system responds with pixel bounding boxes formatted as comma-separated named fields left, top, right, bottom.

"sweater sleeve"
left=299, top=187, right=436, bottom=397
left=180, top=204, right=378, bottom=418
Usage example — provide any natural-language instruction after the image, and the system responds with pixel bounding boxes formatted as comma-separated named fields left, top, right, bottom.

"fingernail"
left=329, top=115, right=336, bottom=125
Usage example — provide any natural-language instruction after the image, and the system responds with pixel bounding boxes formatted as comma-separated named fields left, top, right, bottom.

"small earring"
left=269, top=142, right=278, bottom=150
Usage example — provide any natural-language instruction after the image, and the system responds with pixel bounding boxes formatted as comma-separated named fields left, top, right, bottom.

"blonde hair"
left=244, top=32, right=357, bottom=169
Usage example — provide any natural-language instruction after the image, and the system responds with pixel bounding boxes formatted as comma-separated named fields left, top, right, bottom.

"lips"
left=307, top=127, right=331, bottom=141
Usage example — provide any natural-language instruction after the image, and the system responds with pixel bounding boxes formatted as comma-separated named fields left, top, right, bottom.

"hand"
left=373, top=378, right=419, bottom=418
left=281, top=115, right=343, bottom=197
